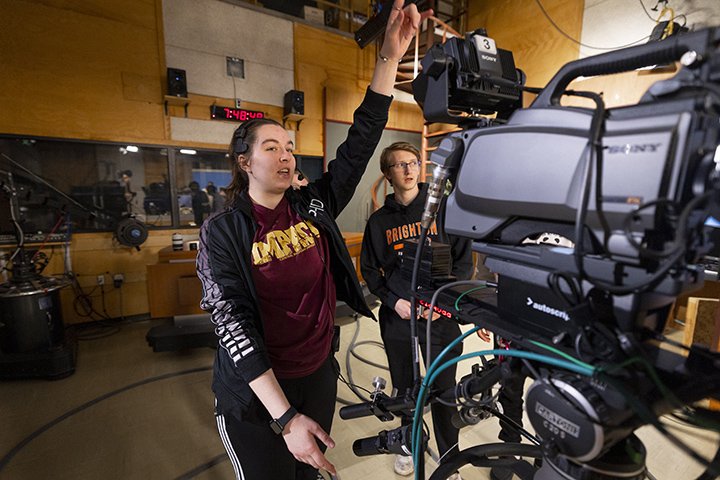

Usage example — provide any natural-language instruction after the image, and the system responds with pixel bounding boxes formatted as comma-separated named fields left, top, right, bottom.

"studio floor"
left=0, top=310, right=718, bottom=480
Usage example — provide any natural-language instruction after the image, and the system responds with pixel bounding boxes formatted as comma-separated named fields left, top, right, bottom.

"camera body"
left=342, top=26, right=720, bottom=480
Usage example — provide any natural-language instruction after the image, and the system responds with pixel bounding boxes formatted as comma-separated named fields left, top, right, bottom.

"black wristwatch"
left=269, top=406, right=298, bottom=435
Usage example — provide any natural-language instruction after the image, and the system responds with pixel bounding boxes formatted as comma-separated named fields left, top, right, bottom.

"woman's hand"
left=370, top=0, right=433, bottom=95
left=380, top=0, right=433, bottom=61
left=282, top=413, right=336, bottom=475
left=395, top=298, right=441, bottom=321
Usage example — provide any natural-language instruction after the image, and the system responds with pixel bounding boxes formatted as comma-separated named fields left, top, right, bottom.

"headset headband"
left=233, top=118, right=270, bottom=155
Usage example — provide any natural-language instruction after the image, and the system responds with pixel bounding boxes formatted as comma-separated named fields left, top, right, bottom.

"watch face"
left=270, top=406, right=297, bottom=434
left=270, top=419, right=284, bottom=435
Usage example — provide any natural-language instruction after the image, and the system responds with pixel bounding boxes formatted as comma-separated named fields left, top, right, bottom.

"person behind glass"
left=119, top=169, right=136, bottom=213
left=196, top=3, right=432, bottom=479
left=206, top=183, right=226, bottom=212
left=189, top=180, right=210, bottom=226
left=360, top=142, right=472, bottom=479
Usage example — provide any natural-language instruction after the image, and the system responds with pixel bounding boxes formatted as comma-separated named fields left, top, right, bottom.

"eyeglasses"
left=389, top=160, right=421, bottom=170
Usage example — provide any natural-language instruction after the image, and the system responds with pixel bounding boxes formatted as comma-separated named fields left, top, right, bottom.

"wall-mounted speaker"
left=284, top=90, right=304, bottom=116
left=167, top=68, right=188, bottom=98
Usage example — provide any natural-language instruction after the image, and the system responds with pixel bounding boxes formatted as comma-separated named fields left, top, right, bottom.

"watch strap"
left=270, top=406, right=298, bottom=435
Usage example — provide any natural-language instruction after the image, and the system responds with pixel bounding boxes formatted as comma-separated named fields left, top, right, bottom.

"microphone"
left=421, top=136, right=464, bottom=229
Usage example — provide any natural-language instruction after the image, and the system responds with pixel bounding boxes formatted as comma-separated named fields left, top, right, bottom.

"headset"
left=231, top=118, right=281, bottom=157
left=232, top=123, right=250, bottom=155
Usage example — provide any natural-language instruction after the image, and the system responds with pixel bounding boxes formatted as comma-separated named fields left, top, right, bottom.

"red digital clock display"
left=210, top=105, right=265, bottom=122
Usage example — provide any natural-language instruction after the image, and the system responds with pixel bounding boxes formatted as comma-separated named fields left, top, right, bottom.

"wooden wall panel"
left=564, top=68, right=677, bottom=109
left=295, top=62, right=331, bottom=155
left=3, top=228, right=199, bottom=324
left=0, top=0, right=167, bottom=144
left=467, top=0, right=584, bottom=100
left=294, top=23, right=423, bottom=156
left=11, top=210, right=199, bottom=327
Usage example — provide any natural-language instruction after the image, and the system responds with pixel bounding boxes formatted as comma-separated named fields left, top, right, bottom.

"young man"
left=361, top=142, right=472, bottom=479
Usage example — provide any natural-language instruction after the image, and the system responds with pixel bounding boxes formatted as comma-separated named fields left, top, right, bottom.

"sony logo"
left=606, top=143, right=662, bottom=154
left=480, top=54, right=497, bottom=62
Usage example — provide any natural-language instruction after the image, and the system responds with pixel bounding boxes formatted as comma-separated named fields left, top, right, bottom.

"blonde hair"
left=379, top=142, right=420, bottom=176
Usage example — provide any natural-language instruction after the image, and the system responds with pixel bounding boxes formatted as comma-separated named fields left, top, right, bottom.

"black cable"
left=70, top=320, right=121, bottom=341
left=535, top=0, right=650, bottom=50
left=639, top=0, right=688, bottom=28
left=572, top=141, right=593, bottom=278
left=622, top=198, right=680, bottom=258
left=332, top=353, right=374, bottom=406
left=592, top=190, right=713, bottom=294
left=410, top=226, right=430, bottom=387
left=429, top=443, right=542, bottom=480
left=0, top=366, right=212, bottom=473
left=560, top=89, right=607, bottom=287
left=695, top=440, right=720, bottom=480
left=100, top=283, right=111, bottom=319
left=173, top=453, right=228, bottom=480
left=522, top=85, right=544, bottom=95
left=547, top=271, right=582, bottom=308
left=638, top=0, right=657, bottom=22
left=481, top=404, right=541, bottom=445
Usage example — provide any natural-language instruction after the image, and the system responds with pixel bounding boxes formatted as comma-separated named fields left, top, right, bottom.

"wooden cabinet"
left=146, top=233, right=366, bottom=319
left=147, top=247, right=204, bottom=318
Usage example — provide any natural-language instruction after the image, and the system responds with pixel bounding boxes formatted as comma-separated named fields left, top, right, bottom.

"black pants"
left=379, top=304, right=463, bottom=460
left=215, top=355, right=337, bottom=480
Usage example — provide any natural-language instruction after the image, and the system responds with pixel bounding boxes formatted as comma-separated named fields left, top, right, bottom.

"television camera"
left=341, top=27, right=720, bottom=480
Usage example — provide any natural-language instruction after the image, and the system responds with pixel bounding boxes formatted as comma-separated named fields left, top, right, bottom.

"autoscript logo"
left=526, top=297, right=569, bottom=321
left=535, top=402, right=580, bottom=438
left=606, top=143, right=661, bottom=154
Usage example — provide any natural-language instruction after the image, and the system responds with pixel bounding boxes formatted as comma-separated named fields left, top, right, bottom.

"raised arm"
left=318, top=0, right=433, bottom=215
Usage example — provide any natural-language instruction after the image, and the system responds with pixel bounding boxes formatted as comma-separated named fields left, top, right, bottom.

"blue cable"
left=411, top=347, right=596, bottom=477
left=410, top=326, right=481, bottom=454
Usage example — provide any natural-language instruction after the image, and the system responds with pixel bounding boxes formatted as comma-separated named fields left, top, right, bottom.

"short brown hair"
left=379, top=141, right=420, bottom=176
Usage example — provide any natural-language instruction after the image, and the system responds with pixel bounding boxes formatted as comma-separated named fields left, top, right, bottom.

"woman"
left=196, top=2, right=431, bottom=479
